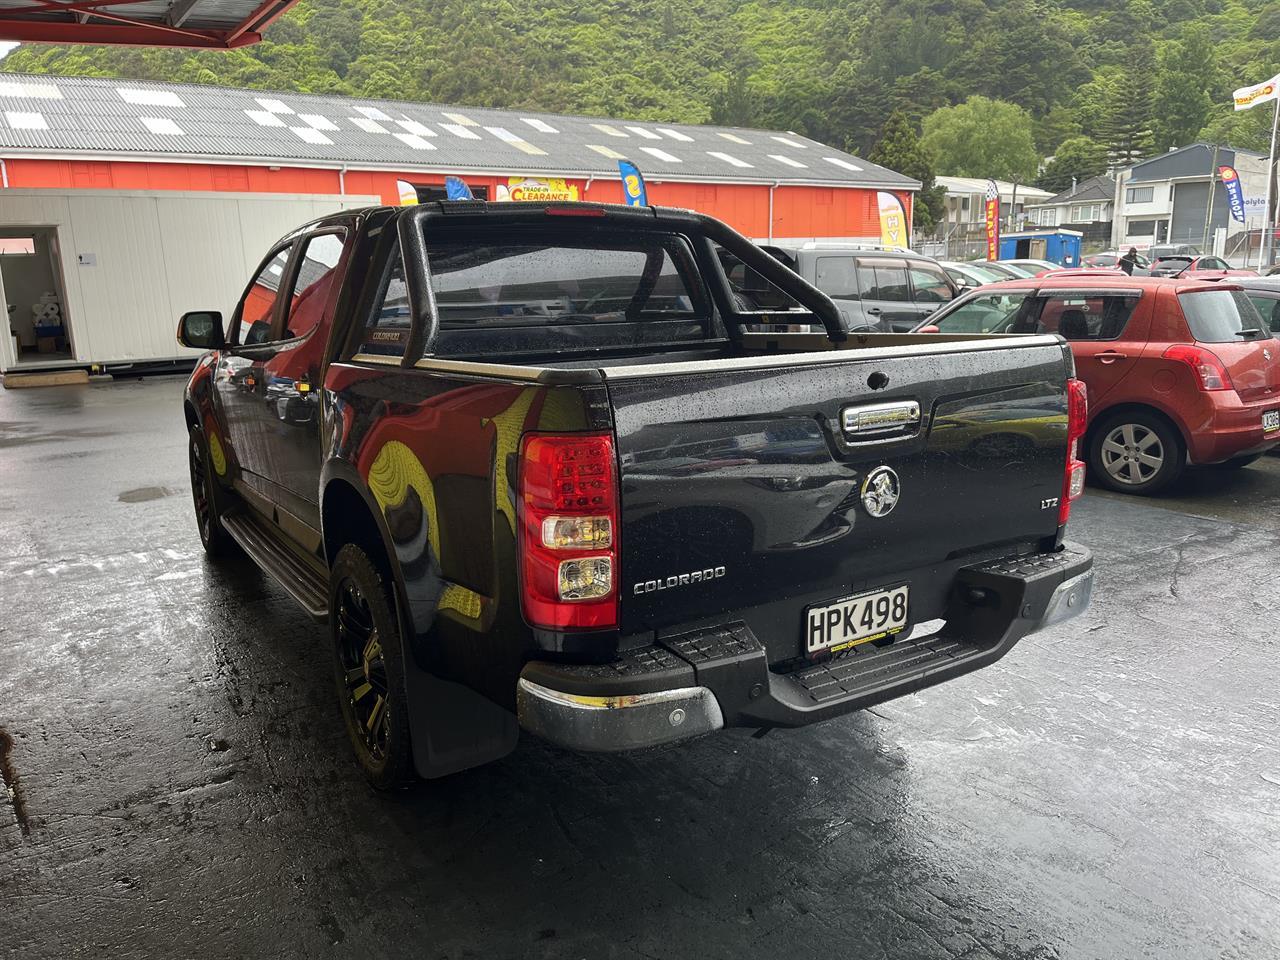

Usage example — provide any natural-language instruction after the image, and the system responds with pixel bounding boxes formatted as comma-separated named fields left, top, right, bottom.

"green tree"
left=867, top=109, right=944, bottom=230
left=920, top=96, right=1041, bottom=182
left=1153, top=25, right=1217, bottom=151
left=1035, top=104, right=1083, bottom=155
left=1097, top=46, right=1156, bottom=165
left=1036, top=137, right=1109, bottom=193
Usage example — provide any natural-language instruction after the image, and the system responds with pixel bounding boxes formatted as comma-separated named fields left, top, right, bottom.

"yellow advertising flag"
left=876, top=192, right=909, bottom=250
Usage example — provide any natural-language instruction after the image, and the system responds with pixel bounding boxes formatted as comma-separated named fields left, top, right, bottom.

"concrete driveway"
left=2, top=376, right=1277, bottom=959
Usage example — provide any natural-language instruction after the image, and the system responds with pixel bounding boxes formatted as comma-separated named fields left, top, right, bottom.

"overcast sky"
left=0, top=43, right=16, bottom=58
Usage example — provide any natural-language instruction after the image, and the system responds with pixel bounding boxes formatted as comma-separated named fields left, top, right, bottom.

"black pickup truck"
left=178, top=201, right=1094, bottom=788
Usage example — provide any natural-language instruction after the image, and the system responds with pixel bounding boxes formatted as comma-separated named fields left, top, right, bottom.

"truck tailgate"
left=606, top=337, right=1072, bottom=659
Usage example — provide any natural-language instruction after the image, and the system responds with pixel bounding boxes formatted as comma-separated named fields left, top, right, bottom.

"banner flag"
left=984, top=180, right=1001, bottom=261
left=618, top=159, right=648, bottom=206
left=444, top=176, right=475, bottom=200
left=1219, top=165, right=1247, bottom=223
left=876, top=192, right=909, bottom=249
left=396, top=180, right=418, bottom=206
left=1234, top=74, right=1280, bottom=111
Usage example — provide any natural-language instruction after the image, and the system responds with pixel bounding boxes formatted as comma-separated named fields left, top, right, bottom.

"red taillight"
left=1060, top=378, right=1087, bottom=526
left=1163, top=344, right=1232, bottom=391
left=519, top=432, right=618, bottom=630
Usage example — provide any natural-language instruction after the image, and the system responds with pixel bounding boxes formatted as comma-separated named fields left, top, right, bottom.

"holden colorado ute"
left=178, top=201, right=1094, bottom=788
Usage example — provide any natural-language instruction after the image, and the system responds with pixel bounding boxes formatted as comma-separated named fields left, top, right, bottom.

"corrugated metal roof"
left=0, top=74, right=919, bottom=190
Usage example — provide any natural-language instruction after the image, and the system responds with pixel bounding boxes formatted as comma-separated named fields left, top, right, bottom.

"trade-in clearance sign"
left=984, top=180, right=1001, bottom=261
left=1219, top=165, right=1247, bottom=222
left=1234, top=73, right=1280, bottom=111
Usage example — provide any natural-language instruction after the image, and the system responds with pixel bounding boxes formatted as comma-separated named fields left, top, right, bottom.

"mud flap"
left=403, top=645, right=519, bottom=779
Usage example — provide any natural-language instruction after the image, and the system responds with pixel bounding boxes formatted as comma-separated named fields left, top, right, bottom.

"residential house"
left=1024, top=175, right=1115, bottom=249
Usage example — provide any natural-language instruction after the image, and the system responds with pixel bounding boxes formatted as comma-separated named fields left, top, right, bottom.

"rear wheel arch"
left=321, top=473, right=397, bottom=585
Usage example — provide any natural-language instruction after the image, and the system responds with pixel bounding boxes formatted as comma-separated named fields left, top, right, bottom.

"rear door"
left=1035, top=287, right=1147, bottom=404
left=855, top=257, right=916, bottom=331
left=607, top=339, right=1072, bottom=663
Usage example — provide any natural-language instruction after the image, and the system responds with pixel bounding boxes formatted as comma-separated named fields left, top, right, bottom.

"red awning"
left=0, top=0, right=297, bottom=48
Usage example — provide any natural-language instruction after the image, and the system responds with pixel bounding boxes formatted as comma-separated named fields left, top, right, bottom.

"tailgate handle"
left=841, top=400, right=921, bottom=440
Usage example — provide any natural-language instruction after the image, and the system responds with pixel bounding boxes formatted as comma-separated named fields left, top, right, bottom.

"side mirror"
left=178, top=310, right=225, bottom=350
left=918, top=324, right=941, bottom=335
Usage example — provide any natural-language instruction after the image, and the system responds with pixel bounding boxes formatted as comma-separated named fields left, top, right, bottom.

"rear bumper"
left=518, top=543, right=1093, bottom=753
left=1186, top=393, right=1280, bottom=463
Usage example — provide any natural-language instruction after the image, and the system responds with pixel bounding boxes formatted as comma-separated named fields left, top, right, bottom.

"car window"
left=856, top=259, right=910, bottom=302
left=930, top=291, right=1034, bottom=334
left=358, top=246, right=412, bottom=357
left=815, top=256, right=858, bottom=299
left=234, top=245, right=292, bottom=347
left=1202, top=257, right=1228, bottom=270
left=1179, top=289, right=1268, bottom=342
left=908, top=264, right=954, bottom=304
left=1033, top=294, right=1141, bottom=341
left=280, top=230, right=348, bottom=341
left=1245, top=294, right=1280, bottom=333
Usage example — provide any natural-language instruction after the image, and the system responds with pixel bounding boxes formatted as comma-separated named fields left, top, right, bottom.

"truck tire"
left=330, top=543, right=414, bottom=790
left=188, top=425, right=237, bottom=557
left=1088, top=410, right=1184, bottom=495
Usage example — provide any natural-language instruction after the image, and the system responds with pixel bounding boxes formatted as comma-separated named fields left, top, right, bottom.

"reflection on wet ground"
left=2, top=377, right=1278, bottom=959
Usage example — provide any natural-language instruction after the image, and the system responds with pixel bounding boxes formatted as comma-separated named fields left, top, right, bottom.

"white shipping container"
left=0, top=188, right=378, bottom=372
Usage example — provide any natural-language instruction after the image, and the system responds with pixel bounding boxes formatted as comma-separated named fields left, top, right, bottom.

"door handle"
left=1097, top=351, right=1127, bottom=364
left=865, top=307, right=882, bottom=315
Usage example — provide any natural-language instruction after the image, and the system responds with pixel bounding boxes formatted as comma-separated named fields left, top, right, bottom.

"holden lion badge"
left=861, top=466, right=901, bottom=518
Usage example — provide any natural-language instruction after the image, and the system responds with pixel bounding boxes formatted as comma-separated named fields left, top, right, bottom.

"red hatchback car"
left=917, top=276, right=1280, bottom=494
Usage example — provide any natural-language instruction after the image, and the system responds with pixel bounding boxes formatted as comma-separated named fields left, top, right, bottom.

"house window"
left=1128, top=220, right=1156, bottom=236
left=1126, top=186, right=1154, bottom=204
left=1071, top=204, right=1101, bottom=222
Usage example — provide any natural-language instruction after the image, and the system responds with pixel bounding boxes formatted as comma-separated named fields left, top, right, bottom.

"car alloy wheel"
left=1100, top=423, right=1164, bottom=486
left=189, top=435, right=213, bottom=543
left=335, top=578, right=391, bottom=761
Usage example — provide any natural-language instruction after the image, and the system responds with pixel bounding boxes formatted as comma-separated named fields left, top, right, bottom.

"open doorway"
left=3, top=227, right=73, bottom=365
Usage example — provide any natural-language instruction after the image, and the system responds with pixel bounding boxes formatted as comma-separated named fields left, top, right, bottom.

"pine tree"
left=1099, top=46, right=1156, bottom=166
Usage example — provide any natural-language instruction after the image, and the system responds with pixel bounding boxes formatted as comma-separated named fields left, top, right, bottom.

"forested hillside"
left=5, top=0, right=1280, bottom=181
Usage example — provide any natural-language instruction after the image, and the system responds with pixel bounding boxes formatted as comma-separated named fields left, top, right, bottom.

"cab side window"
left=358, top=246, right=412, bottom=357
left=280, top=231, right=348, bottom=342
left=234, top=245, right=293, bottom=347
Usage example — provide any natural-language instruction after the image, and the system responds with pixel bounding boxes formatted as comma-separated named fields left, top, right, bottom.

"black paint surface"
left=2, top=376, right=1278, bottom=959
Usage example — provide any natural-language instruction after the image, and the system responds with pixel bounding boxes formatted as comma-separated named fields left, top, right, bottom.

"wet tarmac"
left=2, top=376, right=1278, bottom=959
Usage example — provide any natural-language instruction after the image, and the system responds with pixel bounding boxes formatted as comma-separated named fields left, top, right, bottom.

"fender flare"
left=319, top=458, right=518, bottom=779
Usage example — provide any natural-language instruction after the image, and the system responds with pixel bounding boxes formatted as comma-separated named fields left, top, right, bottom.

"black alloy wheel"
left=188, top=425, right=235, bottom=557
left=329, top=544, right=414, bottom=789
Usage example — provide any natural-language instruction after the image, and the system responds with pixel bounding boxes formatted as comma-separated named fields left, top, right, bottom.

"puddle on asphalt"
left=118, top=486, right=174, bottom=503
left=0, top=728, right=31, bottom=836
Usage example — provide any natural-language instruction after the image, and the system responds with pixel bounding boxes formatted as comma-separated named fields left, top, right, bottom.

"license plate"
left=805, top=584, right=909, bottom=658
left=1265, top=410, right=1280, bottom=434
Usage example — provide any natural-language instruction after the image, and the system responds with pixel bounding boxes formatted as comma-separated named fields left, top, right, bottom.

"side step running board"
left=221, top=509, right=329, bottom=621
